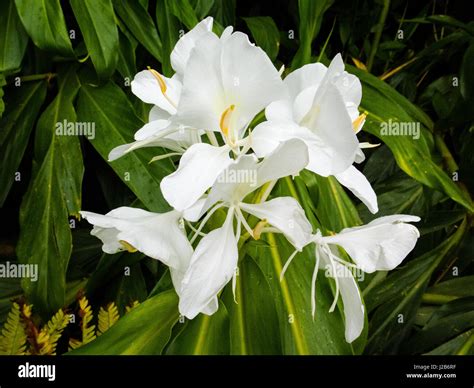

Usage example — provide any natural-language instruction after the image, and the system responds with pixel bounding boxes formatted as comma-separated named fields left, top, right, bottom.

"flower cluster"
left=81, top=17, right=420, bottom=343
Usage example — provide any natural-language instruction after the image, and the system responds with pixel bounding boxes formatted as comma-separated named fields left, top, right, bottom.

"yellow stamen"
left=252, top=219, right=268, bottom=240
left=352, top=113, right=367, bottom=132
left=219, top=104, right=235, bottom=137
left=119, top=240, right=138, bottom=253
left=147, top=67, right=167, bottom=94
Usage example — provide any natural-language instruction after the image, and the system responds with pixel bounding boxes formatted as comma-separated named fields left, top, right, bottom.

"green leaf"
left=460, top=42, right=474, bottom=102
left=292, top=0, right=334, bottom=68
left=0, top=303, right=27, bottom=355
left=210, top=0, right=235, bottom=27
left=14, top=0, right=73, bottom=56
left=17, top=68, right=83, bottom=316
left=425, top=329, right=474, bottom=355
left=248, top=233, right=354, bottom=355
left=76, top=81, right=173, bottom=212
left=243, top=16, right=280, bottom=61
left=0, top=81, right=47, bottom=206
left=407, top=298, right=474, bottom=354
left=193, top=0, right=215, bottom=20
left=116, top=30, right=137, bottom=80
left=425, top=276, right=474, bottom=300
left=156, top=0, right=180, bottom=76
left=67, top=290, right=179, bottom=355
left=0, top=0, right=28, bottom=71
left=0, top=277, right=22, bottom=326
left=166, top=303, right=229, bottom=355
left=365, top=219, right=467, bottom=354
left=112, top=0, right=162, bottom=62
left=167, top=0, right=199, bottom=30
left=70, top=0, right=119, bottom=79
left=222, top=256, right=282, bottom=354
left=351, top=66, right=474, bottom=212
left=297, top=171, right=361, bottom=232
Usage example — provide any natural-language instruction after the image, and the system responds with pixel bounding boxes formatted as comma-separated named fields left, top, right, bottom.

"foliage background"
left=0, top=0, right=473, bottom=355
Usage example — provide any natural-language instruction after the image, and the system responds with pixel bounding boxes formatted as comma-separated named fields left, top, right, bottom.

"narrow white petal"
left=179, top=210, right=238, bottom=319
left=329, top=261, right=365, bottom=343
left=335, top=165, right=378, bottom=214
left=134, top=120, right=171, bottom=141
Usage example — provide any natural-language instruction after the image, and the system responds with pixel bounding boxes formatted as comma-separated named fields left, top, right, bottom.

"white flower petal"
left=300, top=82, right=359, bottom=175
left=179, top=210, right=238, bottom=319
left=176, top=32, right=224, bottom=132
left=177, top=30, right=284, bottom=135
left=321, top=216, right=420, bottom=273
left=171, top=16, right=214, bottom=76
left=134, top=120, right=171, bottom=141
left=220, top=31, right=285, bottom=132
left=201, top=297, right=219, bottom=316
left=327, top=260, right=365, bottom=343
left=80, top=208, right=192, bottom=272
left=255, top=138, right=309, bottom=187
left=149, top=105, right=171, bottom=122
left=240, top=197, right=313, bottom=250
left=160, top=143, right=232, bottom=211
left=131, top=70, right=181, bottom=114
left=335, top=165, right=378, bottom=214
left=284, top=62, right=327, bottom=100
left=265, top=99, right=293, bottom=122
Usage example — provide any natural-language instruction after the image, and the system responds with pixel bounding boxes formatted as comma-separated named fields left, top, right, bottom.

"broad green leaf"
left=156, top=0, right=180, bottom=76
left=68, top=290, right=179, bottom=355
left=70, top=0, right=119, bottom=79
left=222, top=256, right=282, bottom=354
left=210, top=0, right=235, bottom=27
left=193, top=0, right=215, bottom=20
left=292, top=0, right=334, bottom=68
left=166, top=303, right=229, bottom=355
left=0, top=81, right=47, bottom=206
left=243, top=16, right=280, bottom=61
left=425, top=329, right=474, bottom=355
left=358, top=173, right=425, bottom=222
left=407, top=298, right=474, bottom=354
left=167, top=0, right=199, bottom=30
left=0, top=0, right=28, bottom=71
left=14, top=0, right=73, bottom=56
left=297, top=171, right=361, bottom=232
left=112, top=0, right=162, bottom=62
left=365, top=219, right=467, bottom=354
left=76, top=81, right=173, bottom=212
left=17, top=68, right=83, bottom=316
left=248, top=233, right=354, bottom=355
left=116, top=30, right=137, bottom=80
left=351, top=66, right=474, bottom=212
left=425, top=276, right=474, bottom=300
